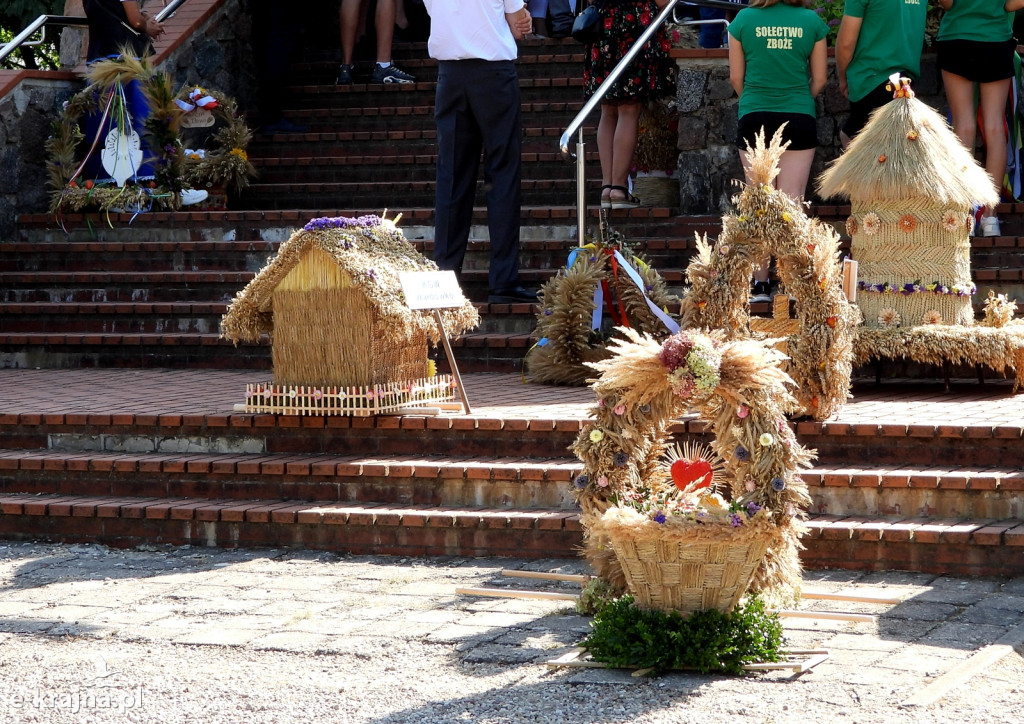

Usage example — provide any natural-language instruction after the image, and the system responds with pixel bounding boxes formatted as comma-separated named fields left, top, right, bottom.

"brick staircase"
left=2, top=37, right=1023, bottom=576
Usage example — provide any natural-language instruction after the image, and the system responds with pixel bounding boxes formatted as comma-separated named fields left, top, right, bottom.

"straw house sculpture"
left=818, top=78, right=1024, bottom=388
left=680, top=130, right=859, bottom=420
left=221, top=215, right=480, bottom=415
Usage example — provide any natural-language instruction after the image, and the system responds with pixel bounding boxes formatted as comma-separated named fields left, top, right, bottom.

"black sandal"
left=608, top=185, right=640, bottom=209
left=600, top=184, right=613, bottom=209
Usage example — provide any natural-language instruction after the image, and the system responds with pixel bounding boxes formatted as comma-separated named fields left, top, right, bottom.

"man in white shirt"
left=423, top=0, right=536, bottom=304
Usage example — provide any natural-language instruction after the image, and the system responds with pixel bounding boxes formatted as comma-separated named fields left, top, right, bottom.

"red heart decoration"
left=670, top=458, right=713, bottom=491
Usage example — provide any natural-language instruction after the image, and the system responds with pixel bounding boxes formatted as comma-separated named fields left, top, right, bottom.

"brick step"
left=250, top=155, right=600, bottom=184
left=0, top=333, right=267, bottom=367
left=0, top=450, right=580, bottom=509
left=0, top=494, right=583, bottom=559
left=15, top=205, right=675, bottom=230
left=0, top=301, right=538, bottom=336
left=801, top=515, right=1024, bottom=576
left=246, top=157, right=599, bottom=184
left=0, top=241, right=279, bottom=273
left=241, top=181, right=608, bottom=211
left=805, top=463, right=1024, bottom=519
left=293, top=51, right=587, bottom=85
left=0, top=271, right=252, bottom=303
left=0, top=383, right=588, bottom=458
left=282, top=77, right=587, bottom=110
left=2, top=446, right=1021, bottom=518
left=253, top=124, right=593, bottom=157
left=285, top=100, right=586, bottom=131
left=0, top=492, right=1019, bottom=574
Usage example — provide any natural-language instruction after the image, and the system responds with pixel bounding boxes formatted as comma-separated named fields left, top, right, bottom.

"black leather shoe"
left=488, top=286, right=538, bottom=304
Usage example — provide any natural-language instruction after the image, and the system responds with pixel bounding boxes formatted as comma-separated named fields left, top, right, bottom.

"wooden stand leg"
left=976, top=364, right=985, bottom=385
left=433, top=310, right=472, bottom=414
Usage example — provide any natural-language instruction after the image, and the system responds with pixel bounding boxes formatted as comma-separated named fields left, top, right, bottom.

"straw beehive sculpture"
left=221, top=214, right=480, bottom=415
left=819, top=78, right=1024, bottom=389
left=819, top=78, right=997, bottom=329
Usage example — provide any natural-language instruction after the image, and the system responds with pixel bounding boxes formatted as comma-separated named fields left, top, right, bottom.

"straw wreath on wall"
left=176, top=88, right=257, bottom=196
left=526, top=227, right=678, bottom=386
left=679, top=130, right=860, bottom=420
left=46, top=54, right=184, bottom=213
left=45, top=56, right=255, bottom=214
left=571, top=326, right=814, bottom=608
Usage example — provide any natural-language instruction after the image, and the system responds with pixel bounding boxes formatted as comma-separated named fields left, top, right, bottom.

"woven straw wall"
left=271, top=288, right=427, bottom=386
left=850, top=200, right=974, bottom=327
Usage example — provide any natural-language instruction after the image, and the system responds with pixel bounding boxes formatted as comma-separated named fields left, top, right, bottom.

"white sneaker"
left=980, top=216, right=1001, bottom=237
left=180, top=188, right=209, bottom=206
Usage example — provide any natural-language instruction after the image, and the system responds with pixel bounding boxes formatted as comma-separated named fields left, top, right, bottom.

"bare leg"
left=597, top=103, right=618, bottom=203
left=978, top=77, right=1011, bottom=216
left=776, top=148, right=815, bottom=200
left=396, top=0, right=408, bottom=30
left=609, top=100, right=641, bottom=199
left=375, top=0, right=396, bottom=64
left=339, top=0, right=365, bottom=66
left=943, top=70, right=979, bottom=157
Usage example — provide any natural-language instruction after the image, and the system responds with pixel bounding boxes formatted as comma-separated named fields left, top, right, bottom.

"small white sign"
left=181, top=108, right=215, bottom=128
left=399, top=271, right=466, bottom=310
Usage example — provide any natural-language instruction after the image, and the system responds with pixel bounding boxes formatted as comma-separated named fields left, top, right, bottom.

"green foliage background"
left=583, top=594, right=785, bottom=676
left=1, top=0, right=68, bottom=70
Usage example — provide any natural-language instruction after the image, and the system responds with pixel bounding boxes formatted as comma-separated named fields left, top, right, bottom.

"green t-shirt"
left=844, top=0, right=928, bottom=103
left=937, top=0, right=1013, bottom=42
left=728, top=4, right=829, bottom=118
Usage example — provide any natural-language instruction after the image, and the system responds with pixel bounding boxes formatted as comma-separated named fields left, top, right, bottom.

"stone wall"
left=0, top=0, right=256, bottom=238
left=674, top=53, right=944, bottom=214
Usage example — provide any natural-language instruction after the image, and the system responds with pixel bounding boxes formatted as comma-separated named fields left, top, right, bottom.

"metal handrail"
left=0, top=0, right=189, bottom=66
left=560, top=0, right=742, bottom=245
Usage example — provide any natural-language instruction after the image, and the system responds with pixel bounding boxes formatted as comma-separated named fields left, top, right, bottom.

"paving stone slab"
left=919, top=621, right=1016, bottom=649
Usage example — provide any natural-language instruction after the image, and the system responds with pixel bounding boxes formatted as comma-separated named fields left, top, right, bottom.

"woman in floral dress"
left=584, top=0, right=676, bottom=208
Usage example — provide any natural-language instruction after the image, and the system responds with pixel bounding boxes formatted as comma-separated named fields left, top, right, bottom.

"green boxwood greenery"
left=582, top=595, right=784, bottom=676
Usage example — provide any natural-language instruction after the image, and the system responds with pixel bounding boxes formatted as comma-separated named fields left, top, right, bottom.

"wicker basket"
left=592, top=507, right=771, bottom=613
left=610, top=535, right=769, bottom=613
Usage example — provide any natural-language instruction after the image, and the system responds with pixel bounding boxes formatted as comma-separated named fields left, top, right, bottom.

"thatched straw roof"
left=817, top=94, right=998, bottom=207
left=221, top=215, right=480, bottom=344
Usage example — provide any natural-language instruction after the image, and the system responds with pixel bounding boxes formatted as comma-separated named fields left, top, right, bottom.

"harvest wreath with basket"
left=45, top=54, right=255, bottom=215
left=567, top=135, right=860, bottom=672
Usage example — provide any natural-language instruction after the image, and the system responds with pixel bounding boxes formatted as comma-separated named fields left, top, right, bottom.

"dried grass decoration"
left=679, top=128, right=860, bottom=420
left=525, top=229, right=678, bottom=386
left=46, top=54, right=186, bottom=215
left=818, top=77, right=1024, bottom=388
left=220, top=214, right=481, bottom=415
left=176, top=87, right=257, bottom=198
left=633, top=98, right=680, bottom=207
left=573, top=327, right=815, bottom=612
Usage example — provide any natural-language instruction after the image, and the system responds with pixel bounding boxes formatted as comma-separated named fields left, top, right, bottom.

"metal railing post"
left=576, top=128, right=586, bottom=248
left=558, top=0, right=741, bottom=240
